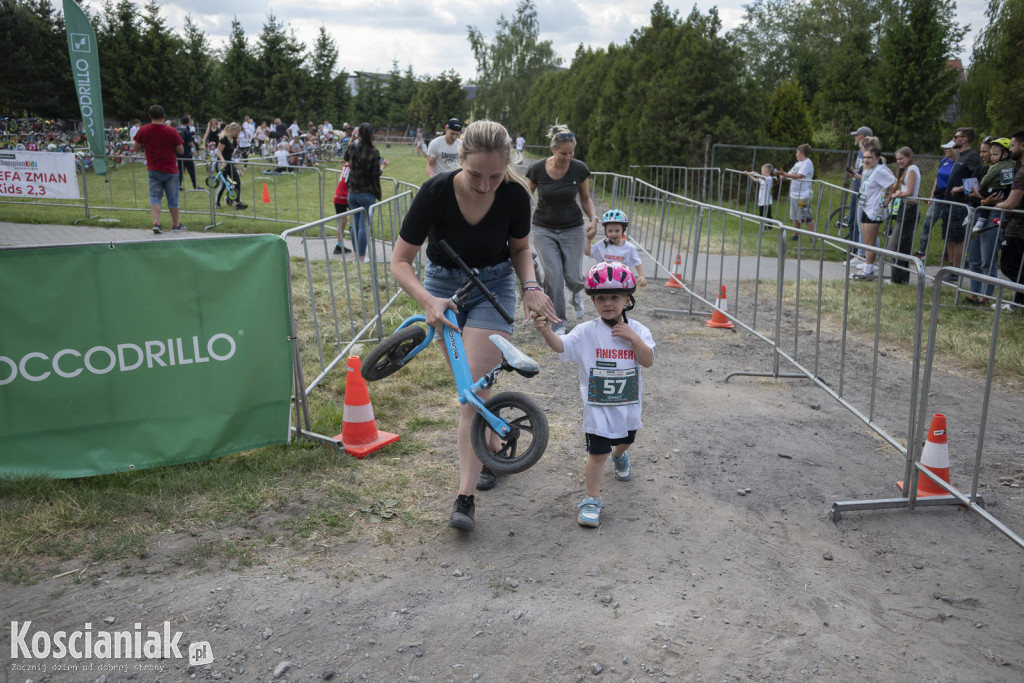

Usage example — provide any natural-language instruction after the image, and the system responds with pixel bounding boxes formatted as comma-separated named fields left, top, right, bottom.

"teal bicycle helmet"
left=601, top=209, right=629, bottom=228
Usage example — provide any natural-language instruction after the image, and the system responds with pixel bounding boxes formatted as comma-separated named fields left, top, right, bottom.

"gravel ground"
left=3, top=282, right=1023, bottom=683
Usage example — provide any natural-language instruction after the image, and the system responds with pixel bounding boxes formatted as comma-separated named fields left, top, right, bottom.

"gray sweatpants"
left=532, top=223, right=586, bottom=326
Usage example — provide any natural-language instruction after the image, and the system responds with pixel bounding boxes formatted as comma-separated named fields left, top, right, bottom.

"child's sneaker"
left=577, top=497, right=601, bottom=527
left=612, top=452, right=632, bottom=481
left=172, top=224, right=187, bottom=232
left=152, top=223, right=163, bottom=234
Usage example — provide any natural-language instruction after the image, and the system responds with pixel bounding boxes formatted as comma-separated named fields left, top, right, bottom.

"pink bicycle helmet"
left=584, top=261, right=636, bottom=295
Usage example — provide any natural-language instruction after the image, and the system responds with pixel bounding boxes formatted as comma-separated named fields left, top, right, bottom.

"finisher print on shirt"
left=590, top=240, right=642, bottom=267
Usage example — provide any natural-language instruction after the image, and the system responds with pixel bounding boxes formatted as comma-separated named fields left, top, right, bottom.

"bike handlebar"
left=438, top=240, right=515, bottom=325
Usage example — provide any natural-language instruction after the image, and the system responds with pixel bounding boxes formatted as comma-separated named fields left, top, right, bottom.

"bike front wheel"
left=361, top=326, right=427, bottom=382
left=471, top=392, right=548, bottom=474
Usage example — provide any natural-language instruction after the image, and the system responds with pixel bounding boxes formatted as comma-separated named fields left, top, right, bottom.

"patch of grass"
left=0, top=145, right=430, bottom=234
left=488, top=577, right=519, bottom=598
left=793, top=280, right=1024, bottom=382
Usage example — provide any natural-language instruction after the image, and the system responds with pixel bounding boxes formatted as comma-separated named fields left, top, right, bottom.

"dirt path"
left=3, top=284, right=1023, bottom=683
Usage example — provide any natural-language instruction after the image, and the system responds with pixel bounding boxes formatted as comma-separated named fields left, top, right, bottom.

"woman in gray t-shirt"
left=525, top=124, right=599, bottom=334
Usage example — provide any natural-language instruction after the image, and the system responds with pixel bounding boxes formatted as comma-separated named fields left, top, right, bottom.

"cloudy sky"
left=84, top=0, right=986, bottom=79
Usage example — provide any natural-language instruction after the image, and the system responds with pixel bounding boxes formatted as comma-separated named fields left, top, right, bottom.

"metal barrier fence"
left=712, top=169, right=1024, bottom=307
left=0, top=152, right=345, bottom=230
left=586, top=170, right=1023, bottom=549
left=281, top=186, right=417, bottom=447
left=709, top=144, right=942, bottom=188
left=833, top=266, right=1024, bottom=550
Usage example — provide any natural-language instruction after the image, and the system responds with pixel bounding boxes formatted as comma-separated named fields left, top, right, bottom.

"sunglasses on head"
left=551, top=127, right=574, bottom=141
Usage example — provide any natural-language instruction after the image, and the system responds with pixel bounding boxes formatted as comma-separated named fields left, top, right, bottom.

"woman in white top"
left=852, top=145, right=896, bottom=280
left=885, top=147, right=921, bottom=284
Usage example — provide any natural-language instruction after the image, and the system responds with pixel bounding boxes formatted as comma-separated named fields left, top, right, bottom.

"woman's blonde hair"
left=459, top=119, right=529, bottom=191
left=894, top=147, right=915, bottom=186
left=220, top=122, right=241, bottom=141
left=547, top=123, right=575, bottom=151
left=860, top=136, right=879, bottom=151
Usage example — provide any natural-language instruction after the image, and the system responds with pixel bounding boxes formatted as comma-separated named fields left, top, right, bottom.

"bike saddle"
left=489, top=334, right=540, bottom=378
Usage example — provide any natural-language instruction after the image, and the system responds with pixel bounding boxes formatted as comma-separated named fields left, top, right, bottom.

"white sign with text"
left=0, top=150, right=80, bottom=200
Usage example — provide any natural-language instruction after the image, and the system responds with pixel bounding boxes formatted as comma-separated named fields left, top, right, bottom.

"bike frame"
left=211, top=168, right=238, bottom=198
left=391, top=308, right=513, bottom=439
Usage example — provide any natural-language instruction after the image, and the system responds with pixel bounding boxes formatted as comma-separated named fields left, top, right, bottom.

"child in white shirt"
left=533, top=261, right=655, bottom=528
left=584, top=209, right=647, bottom=287
left=273, top=142, right=288, bottom=173
left=742, top=163, right=775, bottom=220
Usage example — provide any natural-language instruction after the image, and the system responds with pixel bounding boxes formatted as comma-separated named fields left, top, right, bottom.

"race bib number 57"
left=587, top=367, right=639, bottom=406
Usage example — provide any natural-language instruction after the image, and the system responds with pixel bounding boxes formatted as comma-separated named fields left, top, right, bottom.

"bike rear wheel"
left=471, top=392, right=548, bottom=474
left=362, top=326, right=427, bottom=381
left=827, top=206, right=850, bottom=239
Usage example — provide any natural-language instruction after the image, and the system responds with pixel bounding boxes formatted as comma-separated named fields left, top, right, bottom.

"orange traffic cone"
left=333, top=355, right=400, bottom=458
left=262, top=182, right=271, bottom=204
left=665, top=254, right=684, bottom=289
left=897, top=413, right=952, bottom=496
left=705, top=285, right=734, bottom=329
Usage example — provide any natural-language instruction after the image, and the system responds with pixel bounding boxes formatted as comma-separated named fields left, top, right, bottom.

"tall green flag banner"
left=63, top=0, right=107, bottom=175
left=0, top=235, right=294, bottom=478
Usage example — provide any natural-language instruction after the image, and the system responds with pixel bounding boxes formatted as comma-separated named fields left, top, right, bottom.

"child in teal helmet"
left=584, top=209, right=647, bottom=287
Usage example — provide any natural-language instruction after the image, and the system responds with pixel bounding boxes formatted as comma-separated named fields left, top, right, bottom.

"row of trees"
left=957, top=0, right=1024, bottom=134
left=0, top=0, right=468, bottom=129
left=3, top=0, right=1020, bottom=172
left=466, top=0, right=968, bottom=169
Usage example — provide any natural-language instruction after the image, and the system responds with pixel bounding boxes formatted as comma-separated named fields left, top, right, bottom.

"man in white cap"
left=844, top=125, right=873, bottom=257
left=426, top=118, right=462, bottom=177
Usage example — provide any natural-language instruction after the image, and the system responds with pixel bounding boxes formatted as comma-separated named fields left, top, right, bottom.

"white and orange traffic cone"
left=333, top=355, right=400, bottom=458
left=897, top=413, right=951, bottom=497
left=666, top=254, right=684, bottom=289
left=705, top=284, right=734, bottom=329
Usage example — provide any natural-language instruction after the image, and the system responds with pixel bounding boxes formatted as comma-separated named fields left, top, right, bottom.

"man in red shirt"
left=134, top=104, right=186, bottom=233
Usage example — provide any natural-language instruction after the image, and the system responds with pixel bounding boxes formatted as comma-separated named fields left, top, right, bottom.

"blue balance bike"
left=361, top=241, right=549, bottom=474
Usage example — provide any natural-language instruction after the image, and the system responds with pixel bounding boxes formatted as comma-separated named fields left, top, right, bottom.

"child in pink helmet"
left=533, top=261, right=655, bottom=527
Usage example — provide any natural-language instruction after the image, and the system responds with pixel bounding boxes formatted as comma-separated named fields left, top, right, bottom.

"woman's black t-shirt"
left=525, top=158, right=590, bottom=230
left=399, top=170, right=531, bottom=268
left=218, top=137, right=235, bottom=163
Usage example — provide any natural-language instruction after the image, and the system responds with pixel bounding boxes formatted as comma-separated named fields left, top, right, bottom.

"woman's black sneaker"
left=476, top=467, right=498, bottom=491
left=448, top=494, right=475, bottom=531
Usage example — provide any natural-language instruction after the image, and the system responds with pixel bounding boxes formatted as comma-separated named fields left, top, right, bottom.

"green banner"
left=0, top=235, right=294, bottom=478
left=63, top=0, right=107, bottom=175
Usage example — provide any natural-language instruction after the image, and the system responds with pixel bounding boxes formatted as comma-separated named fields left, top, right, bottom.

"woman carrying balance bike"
left=390, top=119, right=559, bottom=532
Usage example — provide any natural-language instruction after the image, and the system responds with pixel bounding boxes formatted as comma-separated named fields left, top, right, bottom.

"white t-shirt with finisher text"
left=558, top=317, right=655, bottom=439
left=590, top=240, right=642, bottom=268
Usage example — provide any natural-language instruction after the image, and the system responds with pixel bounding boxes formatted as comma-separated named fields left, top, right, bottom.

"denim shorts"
left=423, top=260, right=516, bottom=334
left=148, top=170, right=179, bottom=208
